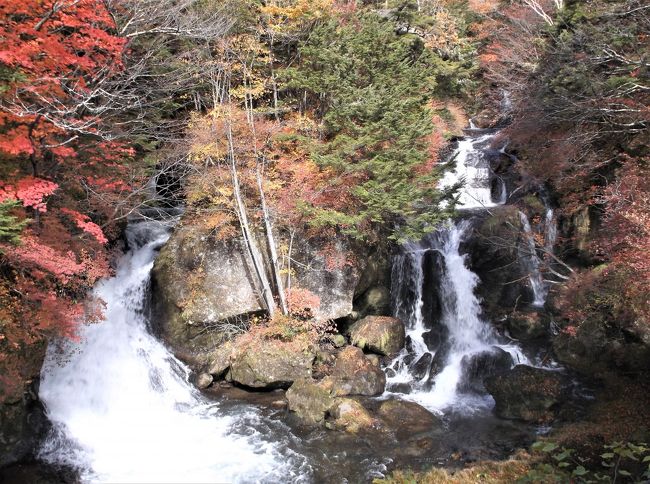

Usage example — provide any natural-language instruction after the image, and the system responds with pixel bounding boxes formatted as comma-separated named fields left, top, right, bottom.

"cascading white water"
left=386, top=223, right=526, bottom=413
left=518, top=211, right=547, bottom=307
left=385, top=129, right=528, bottom=413
left=38, top=222, right=309, bottom=483
left=439, top=133, right=499, bottom=209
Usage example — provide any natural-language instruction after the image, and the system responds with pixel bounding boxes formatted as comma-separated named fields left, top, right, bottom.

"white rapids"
left=38, top=221, right=309, bottom=483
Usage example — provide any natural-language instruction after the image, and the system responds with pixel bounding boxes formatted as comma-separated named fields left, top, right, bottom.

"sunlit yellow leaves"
left=261, top=0, right=335, bottom=34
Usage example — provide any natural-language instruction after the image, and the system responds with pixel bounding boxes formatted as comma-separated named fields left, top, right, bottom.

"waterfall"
left=385, top=129, right=529, bottom=413
left=38, top=222, right=308, bottom=483
left=439, top=133, right=500, bottom=209
left=518, top=211, right=547, bottom=307
left=386, top=222, right=526, bottom=413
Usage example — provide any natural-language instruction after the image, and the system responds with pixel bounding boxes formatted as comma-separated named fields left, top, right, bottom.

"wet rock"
left=286, top=379, right=334, bottom=425
left=195, top=372, right=213, bottom=389
left=378, top=399, right=441, bottom=438
left=485, top=365, right=569, bottom=422
left=422, top=326, right=448, bottom=352
left=507, top=311, right=547, bottom=341
left=459, top=347, right=513, bottom=393
left=229, top=341, right=315, bottom=389
left=411, top=353, right=433, bottom=380
left=348, top=316, right=405, bottom=356
left=329, top=398, right=378, bottom=433
left=206, top=341, right=234, bottom=377
left=355, top=285, right=391, bottom=317
left=328, top=346, right=386, bottom=397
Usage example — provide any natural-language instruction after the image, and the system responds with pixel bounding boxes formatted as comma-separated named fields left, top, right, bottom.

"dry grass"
left=377, top=452, right=534, bottom=484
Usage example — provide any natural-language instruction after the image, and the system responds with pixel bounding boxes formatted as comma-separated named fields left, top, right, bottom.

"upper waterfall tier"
left=439, top=132, right=504, bottom=210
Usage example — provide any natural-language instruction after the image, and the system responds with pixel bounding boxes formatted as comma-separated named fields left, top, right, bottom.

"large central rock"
left=150, top=223, right=362, bottom=363
left=229, top=341, right=315, bottom=389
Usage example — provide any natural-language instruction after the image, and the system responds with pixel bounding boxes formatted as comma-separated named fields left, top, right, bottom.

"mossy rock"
left=348, top=316, right=405, bottom=356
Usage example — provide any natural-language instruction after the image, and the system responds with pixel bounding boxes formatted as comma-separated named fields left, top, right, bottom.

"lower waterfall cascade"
left=38, top=222, right=311, bottom=483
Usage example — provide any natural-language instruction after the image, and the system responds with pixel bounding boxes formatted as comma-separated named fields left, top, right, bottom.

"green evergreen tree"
left=285, top=13, right=459, bottom=241
left=0, top=200, right=28, bottom=246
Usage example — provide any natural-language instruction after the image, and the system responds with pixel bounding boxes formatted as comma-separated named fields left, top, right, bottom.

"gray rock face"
left=151, top=223, right=361, bottom=362
left=485, top=365, right=568, bottom=422
left=327, top=346, right=386, bottom=396
left=348, top=316, right=405, bottom=356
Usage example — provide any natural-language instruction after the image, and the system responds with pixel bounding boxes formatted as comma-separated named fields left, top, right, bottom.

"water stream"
left=38, top=222, right=311, bottom=483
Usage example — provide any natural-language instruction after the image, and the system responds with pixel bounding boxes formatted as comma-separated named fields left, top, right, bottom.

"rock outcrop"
left=151, top=223, right=362, bottom=363
left=485, top=365, right=568, bottom=422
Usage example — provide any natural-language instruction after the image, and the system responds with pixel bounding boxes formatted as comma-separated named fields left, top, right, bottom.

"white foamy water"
left=38, top=222, right=309, bottom=483
left=439, top=133, right=499, bottom=209
left=385, top=130, right=527, bottom=413
left=386, top=222, right=527, bottom=413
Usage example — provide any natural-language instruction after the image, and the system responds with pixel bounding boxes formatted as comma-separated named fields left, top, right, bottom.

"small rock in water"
left=285, top=379, right=334, bottom=425
left=196, top=372, right=213, bottom=389
left=330, top=398, right=378, bottom=433
left=410, top=353, right=433, bottom=380
left=378, top=399, right=441, bottom=438
left=329, top=346, right=386, bottom=396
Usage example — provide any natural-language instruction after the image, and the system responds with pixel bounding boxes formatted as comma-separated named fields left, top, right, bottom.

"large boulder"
left=458, top=347, right=513, bottom=393
left=485, top=365, right=569, bottom=422
left=286, top=379, right=334, bottom=425
left=228, top=340, right=315, bottom=389
left=348, top=316, right=405, bottom=356
left=326, top=346, right=386, bottom=397
left=378, top=399, right=441, bottom=438
left=151, top=223, right=361, bottom=363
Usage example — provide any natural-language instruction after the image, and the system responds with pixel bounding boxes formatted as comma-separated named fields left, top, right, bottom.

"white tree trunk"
left=256, top=163, right=289, bottom=315
left=226, top=122, right=277, bottom=317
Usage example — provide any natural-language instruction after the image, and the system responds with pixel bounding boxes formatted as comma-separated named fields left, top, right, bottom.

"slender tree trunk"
left=226, top=122, right=277, bottom=317
left=256, top=161, right=288, bottom=315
